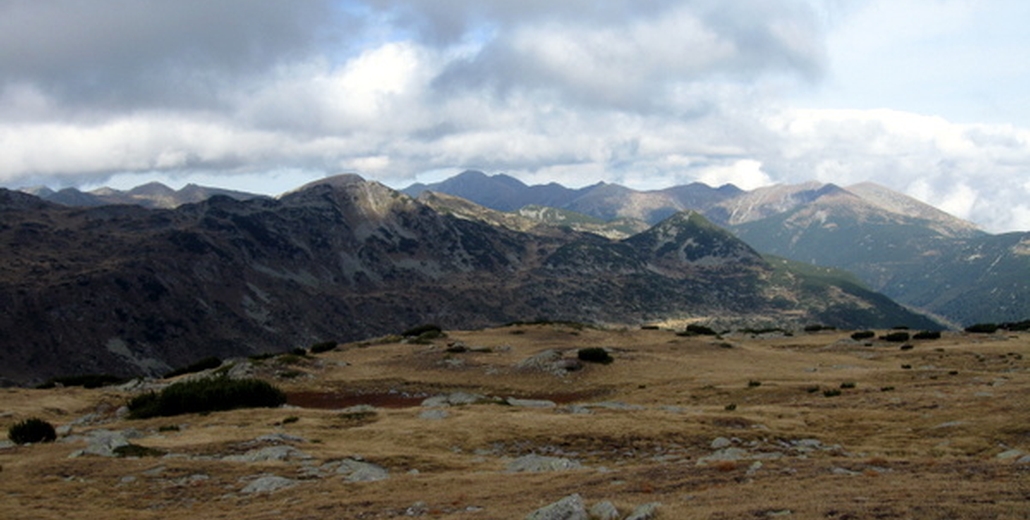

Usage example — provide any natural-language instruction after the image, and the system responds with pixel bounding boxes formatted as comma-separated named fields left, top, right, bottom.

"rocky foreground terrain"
left=2, top=324, right=1027, bottom=519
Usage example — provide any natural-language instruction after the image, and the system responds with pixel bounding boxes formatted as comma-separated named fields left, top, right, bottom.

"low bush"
left=840, top=382, right=856, bottom=389
left=804, top=324, right=836, bottom=332
left=913, top=330, right=942, bottom=340
left=880, top=332, right=910, bottom=343
left=823, top=389, right=842, bottom=397
left=8, top=418, right=57, bottom=444
left=577, top=347, right=614, bottom=365
left=747, top=380, right=762, bottom=388
left=401, top=324, right=443, bottom=337
left=127, top=377, right=286, bottom=419
left=163, top=356, right=222, bottom=379
left=310, top=341, right=338, bottom=354
left=677, top=324, right=717, bottom=336
left=850, top=331, right=875, bottom=341
left=965, top=323, right=999, bottom=334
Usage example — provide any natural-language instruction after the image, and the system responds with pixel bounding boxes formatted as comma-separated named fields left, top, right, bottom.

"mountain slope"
left=0, top=178, right=937, bottom=385
left=24, top=182, right=266, bottom=209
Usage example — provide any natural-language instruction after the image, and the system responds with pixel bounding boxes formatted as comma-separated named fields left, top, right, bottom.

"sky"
left=1, top=0, right=1028, bottom=233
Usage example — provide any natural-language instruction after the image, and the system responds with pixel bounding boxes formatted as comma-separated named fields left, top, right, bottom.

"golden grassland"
left=1, top=324, right=1028, bottom=519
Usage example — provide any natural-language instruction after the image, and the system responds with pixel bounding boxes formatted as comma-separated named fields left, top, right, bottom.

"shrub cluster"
left=8, top=418, right=57, bottom=444
left=577, top=347, right=614, bottom=365
left=965, top=323, right=999, bottom=334
left=913, top=330, right=942, bottom=340
left=310, top=341, right=338, bottom=354
left=880, top=332, right=910, bottom=343
left=850, top=330, right=875, bottom=341
left=677, top=324, right=717, bottom=336
left=127, top=377, right=286, bottom=419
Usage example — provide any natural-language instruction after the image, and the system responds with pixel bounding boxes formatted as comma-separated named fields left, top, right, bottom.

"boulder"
left=525, top=494, right=588, bottom=520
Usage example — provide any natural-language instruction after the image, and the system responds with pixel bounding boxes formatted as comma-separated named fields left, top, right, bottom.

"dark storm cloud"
left=0, top=0, right=342, bottom=110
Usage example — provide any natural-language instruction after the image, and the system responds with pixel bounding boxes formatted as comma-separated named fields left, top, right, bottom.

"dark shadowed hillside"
left=0, top=176, right=937, bottom=385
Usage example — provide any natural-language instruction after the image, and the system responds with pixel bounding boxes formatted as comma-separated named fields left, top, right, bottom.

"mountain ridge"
left=0, top=176, right=939, bottom=385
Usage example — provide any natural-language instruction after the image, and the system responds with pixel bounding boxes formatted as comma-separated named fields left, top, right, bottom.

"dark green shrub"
left=163, top=356, right=222, bottom=379
left=851, top=331, right=875, bottom=341
left=127, top=377, right=286, bottom=419
left=900, top=344, right=913, bottom=351
left=724, top=403, right=737, bottom=411
left=290, top=347, right=308, bottom=356
left=113, top=444, right=166, bottom=457
left=804, top=324, right=836, bottom=332
left=8, top=418, right=57, bottom=444
left=37, top=374, right=128, bottom=389
left=310, top=341, right=338, bottom=354
left=577, top=347, right=614, bottom=365
left=677, top=324, right=717, bottom=336
left=880, top=332, right=910, bottom=343
left=965, top=323, right=999, bottom=334
left=840, top=382, right=856, bottom=389
left=747, top=380, right=762, bottom=388
left=402, top=324, right=443, bottom=337
left=913, top=330, right=941, bottom=340
left=823, top=389, right=842, bottom=397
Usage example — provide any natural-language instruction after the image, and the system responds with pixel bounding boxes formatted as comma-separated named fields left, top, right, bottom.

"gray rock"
left=625, top=502, right=661, bottom=520
left=506, top=397, right=557, bottom=408
left=419, top=409, right=450, bottom=420
left=1016, top=455, right=1030, bottom=465
left=223, top=445, right=311, bottom=463
left=336, top=458, right=389, bottom=482
left=589, top=500, right=620, bottom=520
left=587, top=401, right=646, bottom=411
left=240, top=474, right=298, bottom=494
left=697, top=447, right=750, bottom=464
left=711, top=437, right=732, bottom=449
left=996, top=449, right=1024, bottom=460
left=507, top=454, right=582, bottom=473
left=71, top=429, right=142, bottom=457
left=254, top=432, right=308, bottom=444
left=421, top=392, right=487, bottom=407
left=525, top=493, right=588, bottom=520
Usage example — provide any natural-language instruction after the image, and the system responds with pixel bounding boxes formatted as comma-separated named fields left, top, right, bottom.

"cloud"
left=0, top=1, right=1028, bottom=233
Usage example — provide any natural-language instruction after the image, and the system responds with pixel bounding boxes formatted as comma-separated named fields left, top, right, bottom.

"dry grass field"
left=1, top=324, right=1028, bottom=519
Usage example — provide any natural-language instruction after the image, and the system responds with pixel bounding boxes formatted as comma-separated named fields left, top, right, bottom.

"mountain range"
left=1, top=175, right=938, bottom=386
left=405, top=171, right=1029, bottom=327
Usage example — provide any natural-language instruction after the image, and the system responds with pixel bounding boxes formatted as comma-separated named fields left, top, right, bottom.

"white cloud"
left=0, top=1, right=1029, bottom=234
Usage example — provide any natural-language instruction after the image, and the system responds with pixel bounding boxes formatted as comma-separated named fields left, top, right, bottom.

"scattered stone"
left=625, top=502, right=661, bottom=520
left=223, top=445, right=312, bottom=463
left=336, top=458, right=389, bottom=482
left=254, top=432, right=308, bottom=444
left=1016, top=455, right=1030, bottom=465
left=589, top=500, right=620, bottom=520
left=747, top=461, right=764, bottom=476
left=419, top=409, right=450, bottom=420
left=558, top=404, right=592, bottom=415
left=697, top=447, right=750, bottom=465
left=832, top=467, right=861, bottom=476
left=506, top=397, right=557, bottom=408
left=507, top=454, right=583, bottom=473
left=711, top=437, right=733, bottom=449
left=68, top=429, right=143, bottom=458
left=525, top=493, right=587, bottom=520
left=421, top=392, right=488, bottom=407
left=996, top=449, right=1024, bottom=460
left=586, top=401, right=646, bottom=411
left=240, top=474, right=298, bottom=494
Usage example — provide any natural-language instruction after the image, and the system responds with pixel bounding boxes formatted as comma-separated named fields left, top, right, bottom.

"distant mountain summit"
left=0, top=175, right=937, bottom=385
left=22, top=182, right=266, bottom=209
left=407, top=171, right=1027, bottom=326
